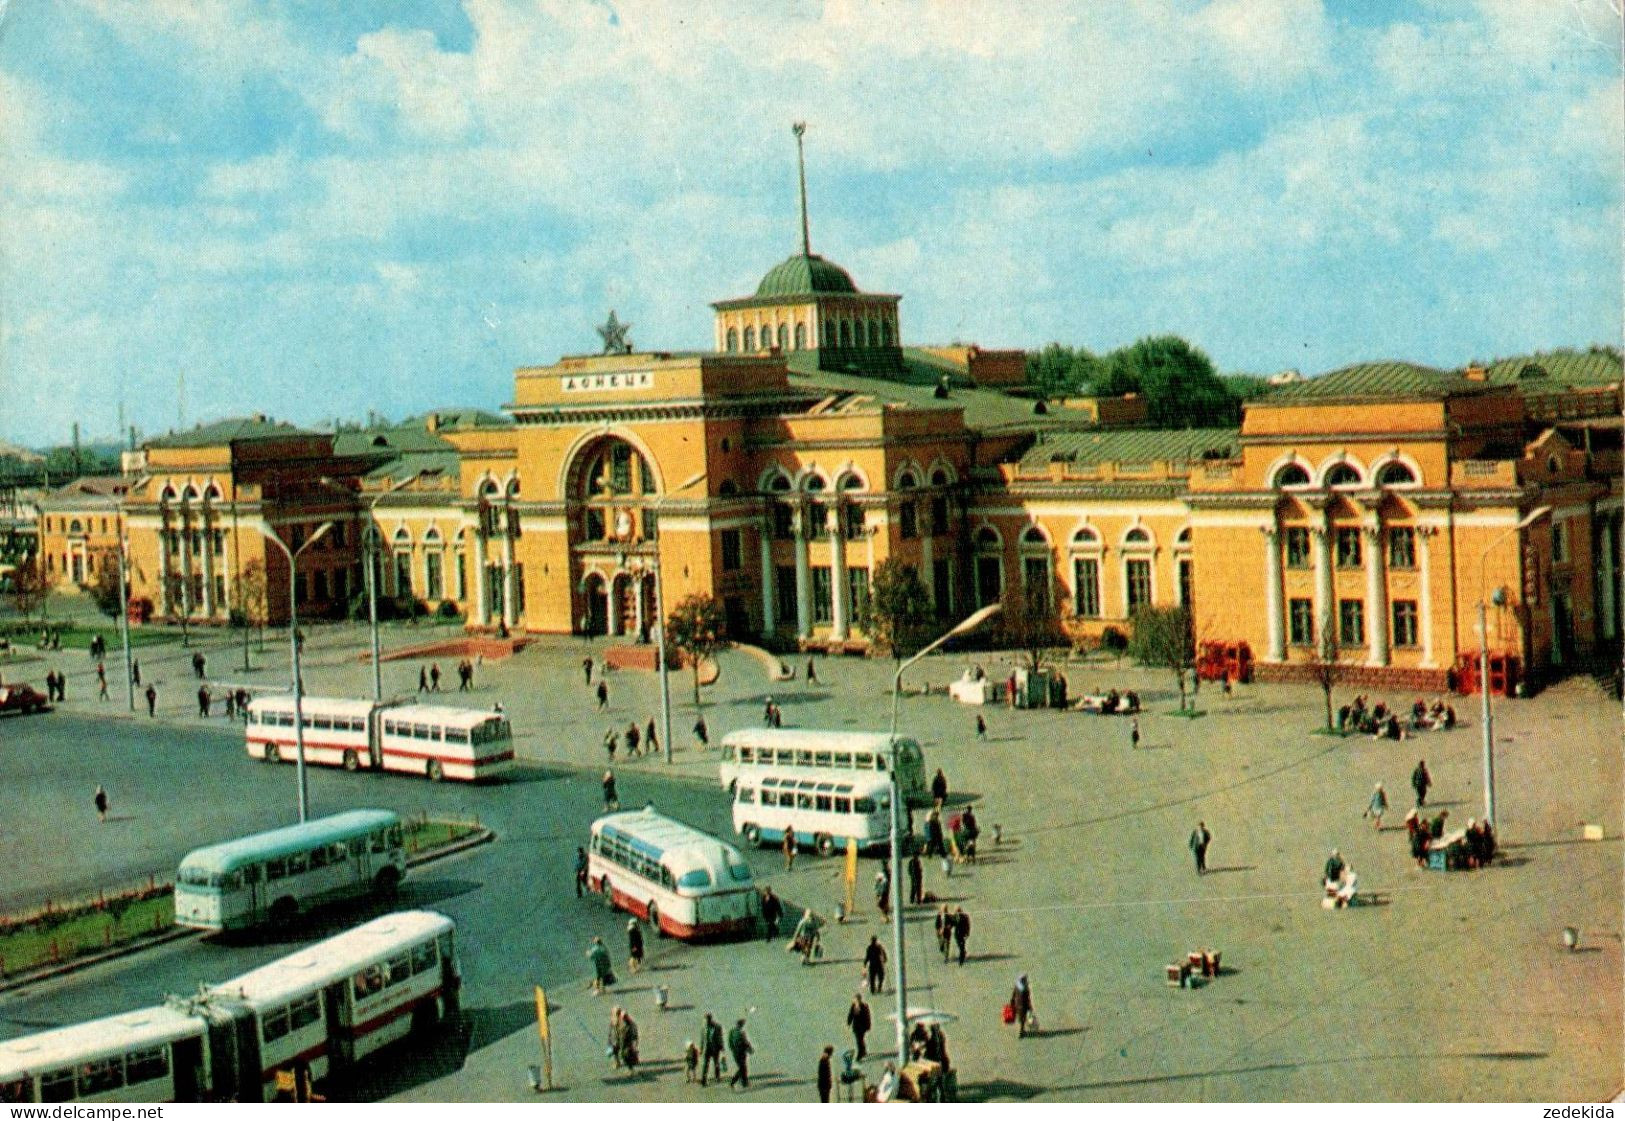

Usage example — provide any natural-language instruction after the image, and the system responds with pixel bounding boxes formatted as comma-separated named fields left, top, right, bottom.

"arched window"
left=1377, top=462, right=1417, bottom=487
left=743, top=326, right=756, bottom=351
left=480, top=479, right=501, bottom=499
left=930, top=468, right=951, bottom=487
left=839, top=320, right=852, bottom=348
left=1273, top=463, right=1310, bottom=488
left=1175, top=527, right=1192, bottom=547
left=1325, top=463, right=1362, bottom=488
left=838, top=473, right=865, bottom=493
left=975, top=527, right=1000, bottom=548
left=69, top=519, right=83, bottom=535
left=1124, top=527, right=1151, bottom=547
left=1071, top=527, right=1101, bottom=548
left=726, top=328, right=738, bottom=352
left=182, top=486, right=199, bottom=502
left=506, top=477, right=521, bottom=497
left=973, top=528, right=1003, bottom=608
left=768, top=474, right=792, bottom=493
left=776, top=324, right=789, bottom=351
left=574, top=438, right=656, bottom=501
left=160, top=485, right=177, bottom=502
left=1022, top=526, right=1048, bottom=546
left=897, top=471, right=918, bottom=491
left=204, top=484, right=222, bottom=501
left=794, top=323, right=807, bottom=350
left=719, top=480, right=739, bottom=496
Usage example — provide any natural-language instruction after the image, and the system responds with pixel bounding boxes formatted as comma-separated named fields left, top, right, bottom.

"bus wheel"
left=269, top=897, right=298, bottom=928
left=374, top=866, right=401, bottom=896
left=426, top=759, right=444, bottom=782
left=742, top=823, right=761, bottom=846
left=645, top=902, right=661, bottom=935
left=342, top=750, right=359, bottom=772
left=263, top=743, right=281, bottom=764
left=816, top=834, right=836, bottom=857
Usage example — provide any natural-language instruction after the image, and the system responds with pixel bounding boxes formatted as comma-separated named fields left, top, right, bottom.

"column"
left=921, top=537, right=935, bottom=611
left=607, top=575, right=621, bottom=638
left=501, top=522, right=517, bottom=629
left=219, top=530, right=233, bottom=617
left=1312, top=519, right=1333, bottom=644
left=156, top=522, right=171, bottom=616
left=633, top=571, right=647, bottom=640
left=1597, top=515, right=1618, bottom=642
left=794, top=510, right=812, bottom=640
left=1263, top=527, right=1285, bottom=662
left=829, top=521, right=849, bottom=641
left=1364, top=522, right=1388, bottom=666
left=759, top=526, right=775, bottom=633
left=178, top=509, right=193, bottom=618
left=200, top=512, right=215, bottom=617
left=1417, top=526, right=1437, bottom=667
left=472, top=530, right=489, bottom=624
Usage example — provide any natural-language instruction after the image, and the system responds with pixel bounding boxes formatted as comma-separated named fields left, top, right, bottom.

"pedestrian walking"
left=692, top=715, right=709, bottom=749
left=224, top=689, right=236, bottom=720
left=864, top=935, right=887, bottom=994
left=597, top=680, right=609, bottom=711
left=583, top=656, right=594, bottom=686
left=618, top=1011, right=640, bottom=1074
left=1010, top=974, right=1036, bottom=1038
left=936, top=905, right=953, bottom=962
left=198, top=684, right=211, bottom=717
left=924, top=809, right=945, bottom=857
left=1411, top=759, right=1431, bottom=807
left=192, top=651, right=206, bottom=679
left=874, top=867, right=892, bottom=920
left=144, top=683, right=157, bottom=717
left=760, top=886, right=784, bottom=942
left=684, top=1040, right=700, bottom=1083
left=574, top=846, right=589, bottom=897
left=727, top=1019, right=752, bottom=1089
left=953, top=907, right=971, bottom=965
left=603, top=770, right=619, bottom=811
left=907, top=852, right=923, bottom=905
left=131, top=659, right=141, bottom=687
left=782, top=827, right=797, bottom=871
left=627, top=918, right=645, bottom=974
left=429, top=663, right=441, bottom=691
left=817, top=1044, right=834, bottom=1103
left=805, top=657, right=819, bottom=685
left=587, top=936, right=615, bottom=994
left=603, top=725, right=618, bottom=762
left=975, top=713, right=987, bottom=740
left=846, top=993, right=872, bottom=1060
left=700, top=1013, right=725, bottom=1085
left=1130, top=718, right=1141, bottom=750
left=1189, top=821, right=1212, bottom=874
left=93, top=784, right=109, bottom=823
left=931, top=768, right=948, bottom=807
left=1365, top=782, right=1388, bottom=830
left=645, top=718, right=658, bottom=757
left=418, top=666, right=428, bottom=693
left=607, top=1006, right=626, bottom=1068
left=97, top=662, right=109, bottom=700
left=625, top=721, right=640, bottom=758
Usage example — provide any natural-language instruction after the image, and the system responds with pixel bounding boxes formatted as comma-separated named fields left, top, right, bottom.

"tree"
left=1127, top=605, right=1197, bottom=711
left=236, top=560, right=270, bottom=654
left=7, top=556, right=45, bottom=621
left=1100, top=336, right=1238, bottom=428
left=1305, top=612, right=1347, bottom=731
left=89, top=559, right=123, bottom=618
left=1003, top=595, right=1068, bottom=676
left=1025, top=343, right=1103, bottom=398
left=664, top=593, right=731, bottom=707
left=861, top=558, right=934, bottom=661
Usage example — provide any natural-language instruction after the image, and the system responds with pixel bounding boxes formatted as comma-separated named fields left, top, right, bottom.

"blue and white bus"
left=731, top=769, right=893, bottom=855
left=586, top=809, right=758, bottom=940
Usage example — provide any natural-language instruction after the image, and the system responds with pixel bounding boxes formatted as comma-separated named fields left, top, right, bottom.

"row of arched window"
left=974, top=524, right=1192, bottom=552
left=722, top=315, right=897, bottom=354
left=158, top=483, right=224, bottom=503
left=1271, top=459, right=1418, bottom=490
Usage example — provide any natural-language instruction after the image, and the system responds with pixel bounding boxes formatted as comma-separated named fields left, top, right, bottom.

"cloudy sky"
left=1, top=0, right=1620, bottom=447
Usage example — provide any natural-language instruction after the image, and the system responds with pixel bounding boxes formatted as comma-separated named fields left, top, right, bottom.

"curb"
left=0, top=828, right=497, bottom=997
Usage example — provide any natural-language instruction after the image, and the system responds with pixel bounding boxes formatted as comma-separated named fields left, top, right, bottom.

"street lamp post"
left=645, top=470, right=707, bottom=765
left=319, top=474, right=418, bottom=703
left=116, top=536, right=134, bottom=712
left=254, top=520, right=334, bottom=823
left=1477, top=505, right=1551, bottom=828
left=886, top=602, right=1002, bottom=1060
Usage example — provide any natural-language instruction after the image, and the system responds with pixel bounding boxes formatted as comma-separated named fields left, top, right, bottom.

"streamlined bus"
left=246, top=696, right=514, bottom=782
left=174, top=810, right=406, bottom=932
left=718, top=728, right=927, bottom=803
left=0, top=911, right=460, bottom=1104
left=586, top=809, right=758, bottom=940
left=732, top=769, right=893, bottom=855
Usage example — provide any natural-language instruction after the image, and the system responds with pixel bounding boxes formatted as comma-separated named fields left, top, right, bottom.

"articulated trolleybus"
left=0, top=911, right=460, bottom=1104
left=246, top=696, right=514, bottom=782
left=587, top=809, right=759, bottom=940
left=174, top=809, right=407, bottom=932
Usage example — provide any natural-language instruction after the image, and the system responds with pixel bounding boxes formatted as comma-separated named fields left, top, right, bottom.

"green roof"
left=333, top=425, right=455, bottom=457
left=400, top=408, right=513, bottom=430
left=754, top=253, right=859, bottom=298
left=783, top=348, right=1050, bottom=430
left=143, top=416, right=313, bottom=449
left=1485, top=350, right=1623, bottom=390
left=1262, top=362, right=1499, bottom=402
left=1021, top=427, right=1240, bottom=470
left=364, top=450, right=460, bottom=484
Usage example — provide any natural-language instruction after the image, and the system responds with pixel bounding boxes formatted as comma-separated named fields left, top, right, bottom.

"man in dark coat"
left=699, top=1013, right=724, bottom=1085
left=1411, top=759, right=1432, bottom=807
left=864, top=936, right=887, bottom=994
left=1189, top=821, right=1212, bottom=874
left=727, top=1019, right=753, bottom=1089
left=846, top=993, right=872, bottom=1060
left=953, top=907, right=971, bottom=966
left=760, top=886, right=784, bottom=942
left=931, top=768, right=948, bottom=806
left=817, top=1045, right=834, bottom=1102
left=907, top=852, right=923, bottom=905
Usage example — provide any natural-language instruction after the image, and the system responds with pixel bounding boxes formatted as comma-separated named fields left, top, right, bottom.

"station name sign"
left=562, top=371, right=654, bottom=393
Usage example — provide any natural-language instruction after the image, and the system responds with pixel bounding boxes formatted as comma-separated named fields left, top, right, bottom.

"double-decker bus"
left=0, top=911, right=460, bottom=1104
left=174, top=810, right=406, bottom=932
left=245, top=696, right=514, bottom=782
left=719, top=728, right=928, bottom=803
left=732, top=769, right=893, bottom=855
left=586, top=809, right=759, bottom=940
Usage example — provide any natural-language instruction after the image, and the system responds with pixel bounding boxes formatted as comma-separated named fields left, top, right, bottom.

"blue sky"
left=2, top=0, right=1620, bottom=446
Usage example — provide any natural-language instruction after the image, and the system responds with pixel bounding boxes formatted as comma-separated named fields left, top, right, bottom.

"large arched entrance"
left=565, top=435, right=662, bottom=637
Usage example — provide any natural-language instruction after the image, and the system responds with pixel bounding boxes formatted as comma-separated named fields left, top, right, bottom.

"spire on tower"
left=792, top=121, right=811, bottom=257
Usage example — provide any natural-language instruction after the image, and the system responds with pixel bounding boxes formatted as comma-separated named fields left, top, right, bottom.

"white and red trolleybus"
left=245, top=696, right=514, bottom=782
left=0, top=911, right=460, bottom=1104
left=587, top=808, right=759, bottom=940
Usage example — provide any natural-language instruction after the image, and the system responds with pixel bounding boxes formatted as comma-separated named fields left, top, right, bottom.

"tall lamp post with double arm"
left=886, top=602, right=1002, bottom=1059
left=253, top=520, right=333, bottom=823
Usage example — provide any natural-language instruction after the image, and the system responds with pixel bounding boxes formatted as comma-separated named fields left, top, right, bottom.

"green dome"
left=755, top=253, right=858, bottom=299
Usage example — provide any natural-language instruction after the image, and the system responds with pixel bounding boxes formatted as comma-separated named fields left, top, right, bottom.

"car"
left=0, top=682, right=50, bottom=716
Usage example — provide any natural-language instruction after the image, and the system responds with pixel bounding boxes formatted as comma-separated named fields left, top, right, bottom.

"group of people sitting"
left=1338, top=695, right=1457, bottom=739
left=1322, top=849, right=1360, bottom=907
left=1077, top=688, right=1141, bottom=715
left=1406, top=809, right=1496, bottom=869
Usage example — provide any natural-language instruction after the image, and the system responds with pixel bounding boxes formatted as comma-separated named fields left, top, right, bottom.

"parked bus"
left=245, top=696, right=515, bottom=782
left=174, top=809, right=407, bottom=932
left=732, top=769, right=893, bottom=855
left=586, top=809, right=758, bottom=940
left=718, top=728, right=928, bottom=803
left=0, top=911, right=459, bottom=1104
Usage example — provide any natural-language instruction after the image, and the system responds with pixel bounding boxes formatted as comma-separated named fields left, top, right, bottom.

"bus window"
left=834, top=796, right=852, bottom=813
left=2, top=1077, right=36, bottom=1103
left=813, top=751, right=832, bottom=767
left=285, top=852, right=308, bottom=876
left=314, top=714, right=332, bottom=730
left=737, top=786, right=755, bottom=804
left=40, top=1070, right=76, bottom=1103
left=412, top=723, right=432, bottom=740
left=244, top=863, right=263, bottom=884
left=386, top=953, right=412, bottom=986
left=833, top=752, right=853, bottom=769
left=774, top=749, right=793, bottom=766
left=309, top=846, right=329, bottom=869
left=412, top=940, right=438, bottom=975
left=125, top=1048, right=169, bottom=1087
left=290, top=994, right=321, bottom=1031
left=263, top=1005, right=292, bottom=1042
left=221, top=871, right=242, bottom=890
left=266, top=857, right=287, bottom=880
left=795, top=750, right=813, bottom=767
left=815, top=794, right=832, bottom=811
left=445, top=727, right=470, bottom=745
left=438, top=932, right=455, bottom=963
left=796, top=792, right=813, bottom=810
left=678, top=868, right=712, bottom=890
left=738, top=746, right=753, bottom=764
left=855, top=797, right=876, bottom=813
left=77, top=1059, right=123, bottom=1098
left=388, top=824, right=404, bottom=847
left=350, top=839, right=366, bottom=858
left=721, top=744, right=736, bottom=762
left=354, top=964, right=385, bottom=999
left=855, top=752, right=874, bottom=769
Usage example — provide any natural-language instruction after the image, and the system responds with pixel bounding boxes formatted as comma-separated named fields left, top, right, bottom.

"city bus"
left=732, top=769, right=893, bottom=855
left=0, top=911, right=460, bottom=1104
left=245, top=696, right=515, bottom=782
left=586, top=809, right=759, bottom=940
left=174, top=809, right=407, bottom=932
left=718, top=728, right=928, bottom=804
